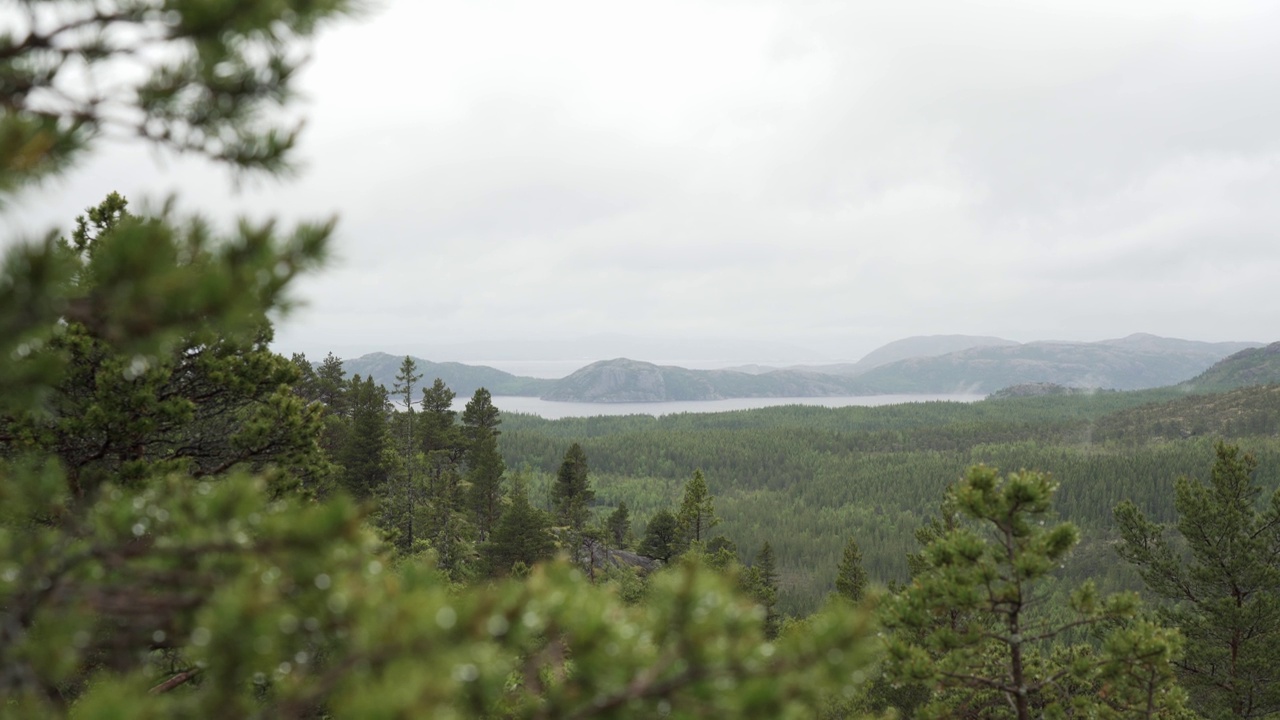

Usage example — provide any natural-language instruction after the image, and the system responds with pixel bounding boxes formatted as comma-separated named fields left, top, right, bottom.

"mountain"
left=1098, top=332, right=1260, bottom=357
left=340, top=353, right=553, bottom=400
left=1177, top=341, right=1280, bottom=392
left=843, top=334, right=1019, bottom=375
left=855, top=337, right=1260, bottom=394
left=540, top=358, right=867, bottom=402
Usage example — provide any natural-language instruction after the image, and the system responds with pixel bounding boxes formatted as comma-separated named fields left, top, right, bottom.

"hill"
left=843, top=334, right=1019, bottom=375
left=1092, top=384, right=1280, bottom=443
left=854, top=337, right=1258, bottom=394
left=1178, top=341, right=1280, bottom=392
left=540, top=358, right=866, bottom=402
left=341, top=352, right=553, bottom=400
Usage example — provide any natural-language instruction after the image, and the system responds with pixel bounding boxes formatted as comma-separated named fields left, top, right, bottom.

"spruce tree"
left=1116, top=442, right=1280, bottom=718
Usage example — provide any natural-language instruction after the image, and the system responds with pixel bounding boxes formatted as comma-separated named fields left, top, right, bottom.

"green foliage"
left=606, top=501, right=632, bottom=548
left=338, top=374, right=391, bottom=499
left=483, top=475, right=555, bottom=577
left=0, top=0, right=361, bottom=192
left=464, top=388, right=506, bottom=543
left=677, top=469, right=719, bottom=546
left=1116, top=442, right=1280, bottom=718
left=499, top=393, right=1280, bottom=614
left=884, top=466, right=1187, bottom=720
left=743, top=542, right=782, bottom=639
left=835, top=538, right=868, bottom=604
left=639, top=510, right=681, bottom=564
left=553, top=443, right=594, bottom=532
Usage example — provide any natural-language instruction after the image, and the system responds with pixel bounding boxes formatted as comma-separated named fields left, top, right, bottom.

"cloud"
left=6, top=0, right=1279, bottom=361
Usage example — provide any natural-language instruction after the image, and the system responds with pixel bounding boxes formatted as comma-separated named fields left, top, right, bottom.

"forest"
left=5, top=2, right=1280, bottom=718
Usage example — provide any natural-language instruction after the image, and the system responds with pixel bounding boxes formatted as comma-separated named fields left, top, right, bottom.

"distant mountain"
left=1177, top=341, right=1280, bottom=392
left=855, top=336, right=1260, bottom=394
left=341, top=353, right=552, bottom=400
left=540, top=358, right=866, bottom=402
left=1098, top=332, right=1260, bottom=357
left=339, top=335, right=1270, bottom=404
left=845, top=335, right=1019, bottom=375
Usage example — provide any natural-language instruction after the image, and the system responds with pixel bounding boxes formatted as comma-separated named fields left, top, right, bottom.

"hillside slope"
left=856, top=337, right=1255, bottom=394
left=1178, top=341, right=1280, bottom=392
left=341, top=353, right=553, bottom=399
left=540, top=358, right=866, bottom=402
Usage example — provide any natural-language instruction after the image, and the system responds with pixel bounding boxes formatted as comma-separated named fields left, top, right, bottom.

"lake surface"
left=482, top=394, right=985, bottom=420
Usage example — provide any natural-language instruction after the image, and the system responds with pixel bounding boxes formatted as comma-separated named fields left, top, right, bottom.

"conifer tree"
left=885, top=465, right=1186, bottom=720
left=552, top=442, right=594, bottom=531
left=389, top=356, right=423, bottom=551
left=677, top=469, right=719, bottom=547
left=416, top=379, right=472, bottom=572
left=639, top=510, right=681, bottom=563
left=463, top=388, right=505, bottom=542
left=316, top=352, right=349, bottom=416
left=483, top=476, right=555, bottom=576
left=607, top=502, right=632, bottom=548
left=751, top=542, right=782, bottom=637
left=1116, top=442, right=1280, bottom=719
left=289, top=352, right=320, bottom=403
left=339, top=375, right=391, bottom=499
left=834, top=537, right=868, bottom=603
left=420, top=378, right=460, bottom=454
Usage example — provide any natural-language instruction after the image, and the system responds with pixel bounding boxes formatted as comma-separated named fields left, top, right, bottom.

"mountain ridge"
left=334, top=334, right=1267, bottom=403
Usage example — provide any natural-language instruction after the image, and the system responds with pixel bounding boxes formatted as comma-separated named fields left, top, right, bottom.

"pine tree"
left=1115, top=442, right=1280, bottom=718
left=834, top=537, right=868, bottom=603
left=390, top=356, right=423, bottom=552
left=289, top=352, right=320, bottom=403
left=420, top=378, right=460, bottom=454
left=885, top=465, right=1186, bottom=720
left=552, top=442, right=594, bottom=531
left=463, top=388, right=505, bottom=543
left=752, top=542, right=781, bottom=638
left=639, top=510, right=681, bottom=563
left=676, top=469, right=719, bottom=547
left=607, top=502, right=632, bottom=548
left=316, top=352, right=349, bottom=416
left=339, top=375, right=392, bottom=499
left=483, top=476, right=555, bottom=576
left=412, top=379, right=472, bottom=572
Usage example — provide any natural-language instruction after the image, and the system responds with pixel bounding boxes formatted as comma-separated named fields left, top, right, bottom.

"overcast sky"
left=6, top=0, right=1279, bottom=364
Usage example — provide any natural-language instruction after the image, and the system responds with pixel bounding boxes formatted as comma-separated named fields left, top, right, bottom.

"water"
left=481, top=394, right=985, bottom=420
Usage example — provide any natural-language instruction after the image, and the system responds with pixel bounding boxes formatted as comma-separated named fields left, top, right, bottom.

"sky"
left=5, top=0, right=1280, bottom=365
